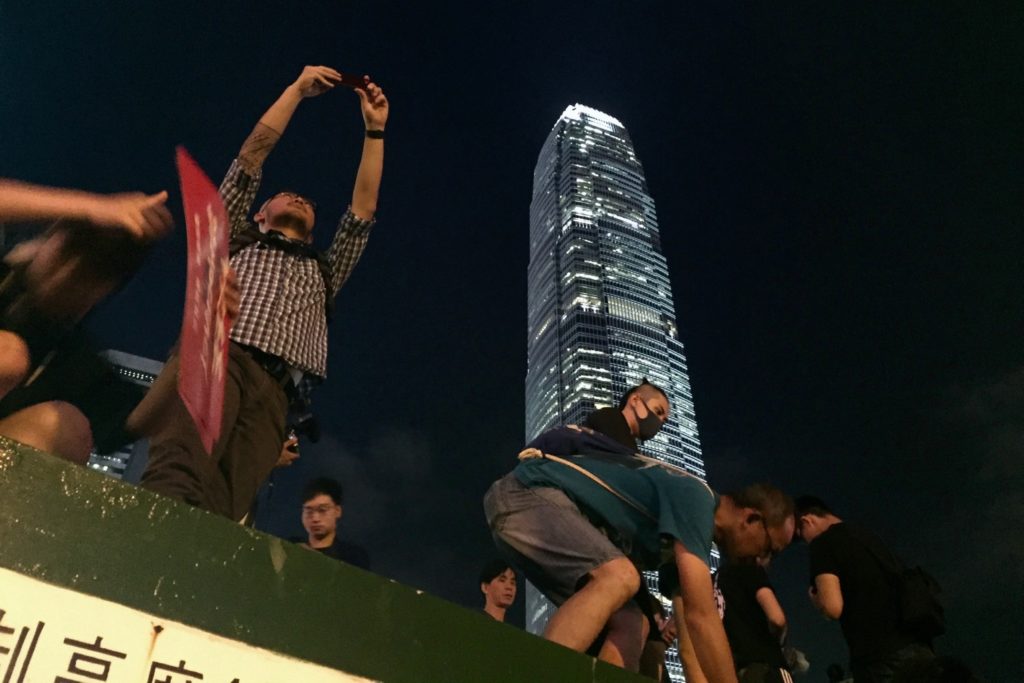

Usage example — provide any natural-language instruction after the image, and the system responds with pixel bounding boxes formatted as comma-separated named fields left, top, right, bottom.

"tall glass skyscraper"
left=525, top=104, right=708, bottom=682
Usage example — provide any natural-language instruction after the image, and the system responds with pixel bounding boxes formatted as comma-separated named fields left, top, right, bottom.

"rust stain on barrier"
left=145, top=622, right=165, bottom=661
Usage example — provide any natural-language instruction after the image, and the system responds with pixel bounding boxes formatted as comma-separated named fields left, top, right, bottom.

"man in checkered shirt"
left=141, top=65, right=388, bottom=520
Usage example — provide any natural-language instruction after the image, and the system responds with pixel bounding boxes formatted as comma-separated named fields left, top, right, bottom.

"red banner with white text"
left=175, top=147, right=230, bottom=455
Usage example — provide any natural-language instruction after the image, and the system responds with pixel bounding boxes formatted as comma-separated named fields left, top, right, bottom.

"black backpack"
left=863, top=537, right=945, bottom=639
left=894, top=564, right=945, bottom=639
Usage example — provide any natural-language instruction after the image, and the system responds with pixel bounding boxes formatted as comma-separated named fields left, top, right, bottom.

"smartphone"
left=338, top=72, right=369, bottom=90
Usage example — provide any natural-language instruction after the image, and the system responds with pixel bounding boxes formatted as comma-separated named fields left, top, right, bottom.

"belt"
left=234, top=343, right=300, bottom=398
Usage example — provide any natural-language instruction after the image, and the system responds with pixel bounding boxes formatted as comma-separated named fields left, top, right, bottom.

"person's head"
left=254, top=190, right=317, bottom=242
left=617, top=379, right=670, bottom=441
left=479, top=559, right=517, bottom=610
left=793, top=495, right=841, bottom=543
left=301, top=477, right=343, bottom=542
left=6, top=219, right=153, bottom=322
left=716, top=483, right=795, bottom=563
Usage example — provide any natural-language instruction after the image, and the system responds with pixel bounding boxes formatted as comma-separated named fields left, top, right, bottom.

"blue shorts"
left=483, top=473, right=624, bottom=606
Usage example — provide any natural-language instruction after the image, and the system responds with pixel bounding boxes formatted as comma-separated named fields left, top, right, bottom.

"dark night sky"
left=1, top=2, right=1021, bottom=679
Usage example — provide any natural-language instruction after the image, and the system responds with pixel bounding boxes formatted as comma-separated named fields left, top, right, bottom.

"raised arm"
left=350, top=81, right=389, bottom=219
left=0, top=180, right=169, bottom=239
left=235, top=66, right=342, bottom=175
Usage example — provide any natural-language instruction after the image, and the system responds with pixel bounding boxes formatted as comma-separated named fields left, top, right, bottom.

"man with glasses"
left=484, top=380, right=795, bottom=681
left=296, top=477, right=369, bottom=569
left=142, top=65, right=388, bottom=520
left=712, top=556, right=795, bottom=683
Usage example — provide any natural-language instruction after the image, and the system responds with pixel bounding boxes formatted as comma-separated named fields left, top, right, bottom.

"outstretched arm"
left=350, top=80, right=389, bottom=220
left=235, top=65, right=342, bottom=175
left=674, top=541, right=738, bottom=683
left=0, top=179, right=169, bottom=239
left=673, top=595, right=709, bottom=683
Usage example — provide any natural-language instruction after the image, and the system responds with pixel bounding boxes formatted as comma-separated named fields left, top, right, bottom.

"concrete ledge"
left=0, top=438, right=643, bottom=682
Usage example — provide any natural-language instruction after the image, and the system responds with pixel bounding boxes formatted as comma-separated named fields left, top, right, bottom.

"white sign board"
left=0, top=568, right=377, bottom=682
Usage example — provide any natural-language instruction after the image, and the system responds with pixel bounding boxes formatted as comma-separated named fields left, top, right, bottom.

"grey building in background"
left=525, top=104, right=709, bottom=681
left=86, top=349, right=163, bottom=482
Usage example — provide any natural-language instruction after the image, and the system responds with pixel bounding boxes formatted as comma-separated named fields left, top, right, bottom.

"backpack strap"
left=230, top=228, right=335, bottom=320
left=518, top=447, right=658, bottom=522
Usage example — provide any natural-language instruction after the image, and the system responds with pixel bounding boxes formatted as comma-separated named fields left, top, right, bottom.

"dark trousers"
left=738, top=663, right=793, bottom=683
left=852, top=643, right=935, bottom=683
left=140, top=344, right=288, bottom=520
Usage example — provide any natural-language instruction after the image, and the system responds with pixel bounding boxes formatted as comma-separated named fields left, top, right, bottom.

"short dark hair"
left=794, top=495, right=834, bottom=518
left=728, top=483, right=794, bottom=529
left=617, top=378, right=668, bottom=410
left=302, top=477, right=343, bottom=505
left=479, top=558, right=513, bottom=585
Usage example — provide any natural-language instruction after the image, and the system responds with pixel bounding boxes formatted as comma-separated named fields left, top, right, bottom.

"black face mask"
left=634, top=399, right=664, bottom=440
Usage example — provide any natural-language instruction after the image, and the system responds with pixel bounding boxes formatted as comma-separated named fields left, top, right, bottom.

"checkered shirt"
left=220, top=159, right=374, bottom=386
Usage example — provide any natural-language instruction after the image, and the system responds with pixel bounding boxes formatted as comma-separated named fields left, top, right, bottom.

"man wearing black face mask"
left=485, top=380, right=794, bottom=681
left=583, top=380, right=670, bottom=451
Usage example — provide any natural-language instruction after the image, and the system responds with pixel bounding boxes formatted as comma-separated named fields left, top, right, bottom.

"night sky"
left=1, top=2, right=1021, bottom=680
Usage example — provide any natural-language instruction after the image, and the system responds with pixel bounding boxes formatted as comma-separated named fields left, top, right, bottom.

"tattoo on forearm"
left=237, top=123, right=281, bottom=173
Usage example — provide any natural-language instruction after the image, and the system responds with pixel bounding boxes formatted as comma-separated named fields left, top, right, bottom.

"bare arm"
left=0, top=180, right=169, bottom=238
left=809, top=573, right=844, bottom=620
left=350, top=81, right=389, bottom=219
left=675, top=541, right=738, bottom=683
left=672, top=595, right=709, bottom=683
left=755, top=586, right=788, bottom=643
left=235, top=66, right=342, bottom=175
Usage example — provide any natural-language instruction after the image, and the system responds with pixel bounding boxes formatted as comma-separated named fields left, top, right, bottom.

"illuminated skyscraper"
left=86, top=349, right=163, bottom=482
left=525, top=104, right=707, bottom=681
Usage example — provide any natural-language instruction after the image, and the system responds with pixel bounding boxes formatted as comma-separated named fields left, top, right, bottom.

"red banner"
left=175, top=147, right=230, bottom=455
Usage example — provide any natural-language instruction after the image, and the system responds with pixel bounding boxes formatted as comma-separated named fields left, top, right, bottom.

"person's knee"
left=591, top=557, right=641, bottom=599
left=25, top=401, right=93, bottom=464
left=0, top=331, right=31, bottom=391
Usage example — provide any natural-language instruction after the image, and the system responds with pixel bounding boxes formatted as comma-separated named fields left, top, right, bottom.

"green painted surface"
left=0, top=439, right=645, bottom=682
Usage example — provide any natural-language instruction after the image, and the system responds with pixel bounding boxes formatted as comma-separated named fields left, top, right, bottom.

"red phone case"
left=338, top=72, right=368, bottom=89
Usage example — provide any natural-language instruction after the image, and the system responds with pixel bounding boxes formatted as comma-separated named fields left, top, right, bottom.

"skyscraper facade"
left=525, top=104, right=708, bottom=681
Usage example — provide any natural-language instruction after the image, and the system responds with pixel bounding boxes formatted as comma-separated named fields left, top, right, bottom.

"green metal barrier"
left=0, top=438, right=645, bottom=682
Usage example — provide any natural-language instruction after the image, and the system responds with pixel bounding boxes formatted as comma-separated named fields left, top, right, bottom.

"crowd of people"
left=482, top=380, right=973, bottom=683
left=0, top=63, right=976, bottom=683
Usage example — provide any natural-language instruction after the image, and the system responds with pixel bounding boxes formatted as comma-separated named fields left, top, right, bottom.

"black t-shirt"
left=317, top=538, right=371, bottom=570
left=716, top=562, right=786, bottom=669
left=583, top=407, right=638, bottom=452
left=808, top=523, right=913, bottom=664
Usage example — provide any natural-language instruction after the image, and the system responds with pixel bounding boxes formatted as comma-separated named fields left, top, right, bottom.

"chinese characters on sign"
left=175, top=147, right=231, bottom=455
left=0, top=569, right=373, bottom=682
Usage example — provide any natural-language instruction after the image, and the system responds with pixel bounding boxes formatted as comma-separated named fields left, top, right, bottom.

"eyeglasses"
left=757, top=515, right=779, bottom=561
left=274, top=192, right=317, bottom=212
left=302, top=504, right=335, bottom=517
